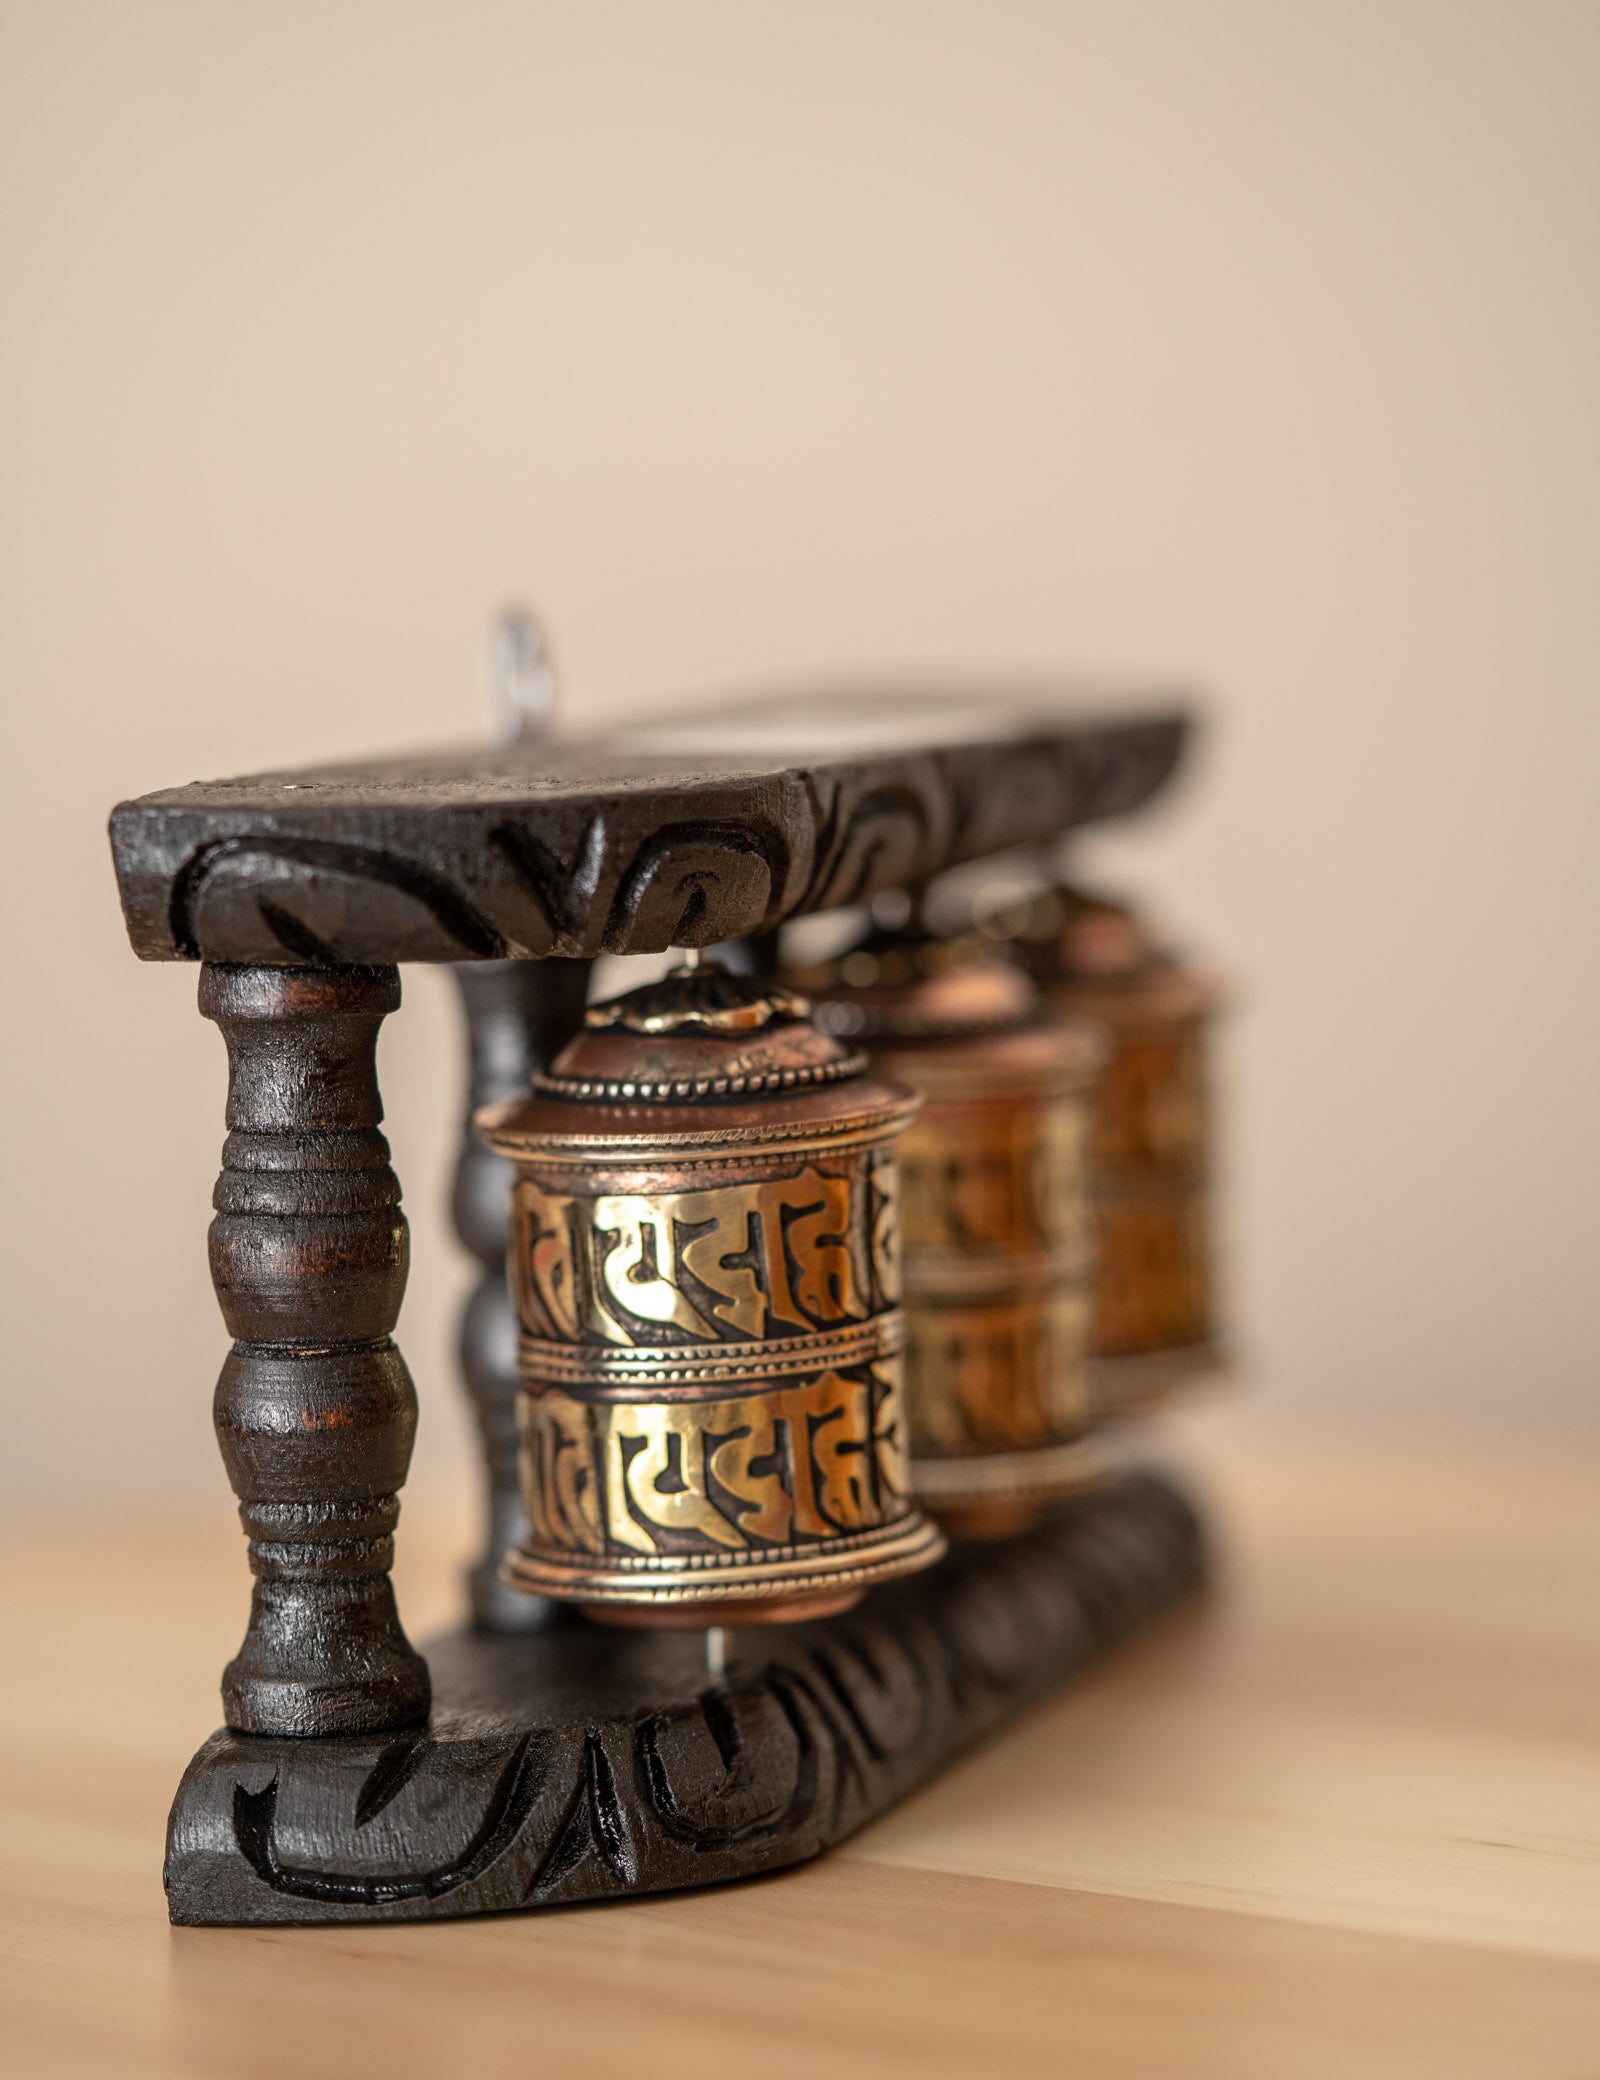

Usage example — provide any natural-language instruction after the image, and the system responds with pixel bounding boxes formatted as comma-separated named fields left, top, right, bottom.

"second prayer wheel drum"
left=996, top=883, right=1224, bottom=1414
left=795, top=933, right=1107, bottom=1536
left=477, top=964, right=945, bottom=1624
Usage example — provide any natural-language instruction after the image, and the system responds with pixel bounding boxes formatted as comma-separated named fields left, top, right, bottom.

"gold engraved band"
left=900, top=1238, right=1096, bottom=1304
left=518, top=1310, right=905, bottom=1392
left=505, top=1512, right=946, bottom=1607
left=909, top=1436, right=1110, bottom=1506
left=512, top=1365, right=918, bottom=1571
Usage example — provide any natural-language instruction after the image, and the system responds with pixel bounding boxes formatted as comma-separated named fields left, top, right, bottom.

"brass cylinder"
left=995, top=883, right=1223, bottom=1416
left=477, top=963, right=945, bottom=1624
left=793, top=931, right=1107, bottom=1536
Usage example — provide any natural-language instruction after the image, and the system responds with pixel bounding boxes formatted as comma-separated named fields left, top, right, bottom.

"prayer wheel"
left=792, top=927, right=1107, bottom=1537
left=996, top=883, right=1222, bottom=1413
left=477, top=960, right=945, bottom=1625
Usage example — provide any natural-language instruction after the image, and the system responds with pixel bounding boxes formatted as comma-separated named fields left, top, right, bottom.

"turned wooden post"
left=451, top=957, right=593, bottom=1629
left=201, top=963, right=431, bottom=1736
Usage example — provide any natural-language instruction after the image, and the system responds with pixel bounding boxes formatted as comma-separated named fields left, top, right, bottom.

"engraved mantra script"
left=513, top=1163, right=898, bottom=1348
left=523, top=1367, right=910, bottom=1555
left=899, top=1098, right=1088, bottom=1258
left=906, top=1290, right=1092, bottom=1454
left=1094, top=1031, right=1207, bottom=1174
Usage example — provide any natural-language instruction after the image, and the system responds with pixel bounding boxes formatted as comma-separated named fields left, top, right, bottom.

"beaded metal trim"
left=531, top=1049, right=868, bottom=1105
left=909, top=1435, right=1109, bottom=1504
left=503, top=1513, right=946, bottom=1604
left=517, top=1310, right=906, bottom=1390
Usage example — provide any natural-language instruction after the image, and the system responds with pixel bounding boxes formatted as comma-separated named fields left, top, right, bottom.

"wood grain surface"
left=4, top=1409, right=1598, bottom=2078
left=162, top=1474, right=1201, bottom=1927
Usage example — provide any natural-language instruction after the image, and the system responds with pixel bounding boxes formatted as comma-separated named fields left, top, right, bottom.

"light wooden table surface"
left=3, top=1410, right=1598, bottom=2080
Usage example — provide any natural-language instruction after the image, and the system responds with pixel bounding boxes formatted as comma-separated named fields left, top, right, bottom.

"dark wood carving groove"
left=110, top=696, right=1189, bottom=965
left=172, top=837, right=511, bottom=963
left=164, top=1471, right=1203, bottom=1926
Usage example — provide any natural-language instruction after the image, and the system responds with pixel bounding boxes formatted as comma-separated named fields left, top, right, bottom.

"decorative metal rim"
left=812, top=999, right=1032, bottom=1044
left=479, top=1095, right=920, bottom=1162
left=501, top=1510, right=946, bottom=1605
left=874, top=1051, right=1106, bottom=1100
left=909, top=1436, right=1109, bottom=1505
left=900, top=1241, right=1097, bottom=1302
left=531, top=1049, right=869, bottom=1106
left=517, top=1311, right=905, bottom=1390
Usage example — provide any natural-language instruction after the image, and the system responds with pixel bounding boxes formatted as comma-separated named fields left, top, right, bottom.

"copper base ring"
left=501, top=1513, right=947, bottom=1617
left=911, top=1437, right=1111, bottom=1538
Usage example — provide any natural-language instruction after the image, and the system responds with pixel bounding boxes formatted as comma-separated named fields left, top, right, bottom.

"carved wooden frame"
left=109, top=688, right=1206, bottom=1927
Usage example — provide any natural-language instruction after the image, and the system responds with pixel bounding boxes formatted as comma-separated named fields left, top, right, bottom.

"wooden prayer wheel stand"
left=109, top=687, right=1209, bottom=1927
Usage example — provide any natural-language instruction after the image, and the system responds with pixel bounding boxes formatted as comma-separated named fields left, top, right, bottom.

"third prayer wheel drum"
left=477, top=963, right=945, bottom=1625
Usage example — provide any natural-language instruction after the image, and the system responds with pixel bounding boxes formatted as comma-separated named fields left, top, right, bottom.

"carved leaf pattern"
left=113, top=716, right=1187, bottom=964
left=175, top=1474, right=1202, bottom=1924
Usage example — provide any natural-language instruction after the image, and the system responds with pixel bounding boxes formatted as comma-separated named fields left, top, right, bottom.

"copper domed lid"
left=537, top=962, right=865, bottom=1103
left=477, top=959, right=917, bottom=1155
left=788, top=926, right=1039, bottom=1042
left=988, top=883, right=1157, bottom=985
left=984, top=881, right=1220, bottom=1026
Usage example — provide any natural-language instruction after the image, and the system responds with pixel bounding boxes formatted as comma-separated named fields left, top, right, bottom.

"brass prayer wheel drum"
left=995, top=883, right=1222, bottom=1413
left=477, top=962, right=944, bottom=1625
left=791, top=929, right=1107, bottom=1538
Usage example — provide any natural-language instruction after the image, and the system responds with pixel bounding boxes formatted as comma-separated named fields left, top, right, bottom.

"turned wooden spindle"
left=201, top=963, right=431, bottom=1736
left=451, top=957, right=593, bottom=1630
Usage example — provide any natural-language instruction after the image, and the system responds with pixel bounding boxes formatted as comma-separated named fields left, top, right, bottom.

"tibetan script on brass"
left=898, top=1094, right=1088, bottom=1257
left=520, top=1362, right=911, bottom=1556
left=512, top=1162, right=893, bottom=1347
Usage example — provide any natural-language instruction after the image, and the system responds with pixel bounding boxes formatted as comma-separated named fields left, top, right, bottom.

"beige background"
left=3, top=0, right=1596, bottom=1511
